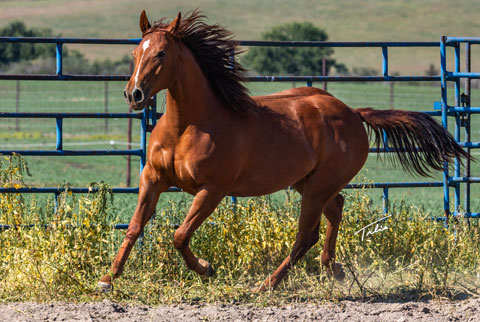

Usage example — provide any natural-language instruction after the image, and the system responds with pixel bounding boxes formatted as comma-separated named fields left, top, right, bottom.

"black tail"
left=355, top=108, right=473, bottom=177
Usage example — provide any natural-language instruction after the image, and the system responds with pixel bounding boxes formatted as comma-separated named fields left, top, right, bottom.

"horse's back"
left=253, top=87, right=363, bottom=134
left=253, top=86, right=355, bottom=123
left=253, top=86, right=333, bottom=102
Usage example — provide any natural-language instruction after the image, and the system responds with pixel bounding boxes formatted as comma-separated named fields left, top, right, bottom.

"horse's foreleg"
left=173, top=188, right=224, bottom=276
left=321, top=194, right=345, bottom=281
left=98, top=165, right=168, bottom=291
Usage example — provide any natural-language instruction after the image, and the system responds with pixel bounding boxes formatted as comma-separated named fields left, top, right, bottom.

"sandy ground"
left=0, top=298, right=479, bottom=322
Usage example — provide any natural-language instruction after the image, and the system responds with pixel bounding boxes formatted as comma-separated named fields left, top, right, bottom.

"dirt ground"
left=0, top=297, right=479, bottom=322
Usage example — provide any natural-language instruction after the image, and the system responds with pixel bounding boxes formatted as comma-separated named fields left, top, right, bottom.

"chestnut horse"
left=99, top=10, right=469, bottom=292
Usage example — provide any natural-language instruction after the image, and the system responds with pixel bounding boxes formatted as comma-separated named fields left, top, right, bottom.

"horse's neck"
left=164, top=47, right=224, bottom=133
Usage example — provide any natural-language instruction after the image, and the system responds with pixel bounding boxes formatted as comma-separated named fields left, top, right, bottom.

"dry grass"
left=1, top=155, right=479, bottom=304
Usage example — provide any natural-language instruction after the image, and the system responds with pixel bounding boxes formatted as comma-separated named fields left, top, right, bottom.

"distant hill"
left=1, top=0, right=479, bottom=75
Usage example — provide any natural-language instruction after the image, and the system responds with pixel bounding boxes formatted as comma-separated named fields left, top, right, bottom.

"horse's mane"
left=147, top=11, right=256, bottom=114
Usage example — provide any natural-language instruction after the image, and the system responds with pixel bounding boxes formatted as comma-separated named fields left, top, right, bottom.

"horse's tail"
left=355, top=107, right=472, bottom=177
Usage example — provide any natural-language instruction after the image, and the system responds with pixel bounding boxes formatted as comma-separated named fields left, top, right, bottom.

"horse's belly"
left=229, top=154, right=315, bottom=197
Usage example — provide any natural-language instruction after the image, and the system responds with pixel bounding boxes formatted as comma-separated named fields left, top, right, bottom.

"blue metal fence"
left=440, top=37, right=480, bottom=220
left=0, top=36, right=478, bottom=227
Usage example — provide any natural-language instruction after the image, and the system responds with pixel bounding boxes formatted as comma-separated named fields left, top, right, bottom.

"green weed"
left=0, top=155, right=479, bottom=304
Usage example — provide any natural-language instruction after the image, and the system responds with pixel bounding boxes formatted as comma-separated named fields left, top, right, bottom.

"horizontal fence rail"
left=0, top=112, right=145, bottom=118
left=0, top=74, right=442, bottom=82
left=0, top=37, right=442, bottom=82
left=0, top=36, right=478, bottom=227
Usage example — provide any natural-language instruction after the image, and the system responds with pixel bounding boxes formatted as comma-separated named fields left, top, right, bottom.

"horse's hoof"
left=254, top=286, right=265, bottom=293
left=204, top=263, right=215, bottom=277
left=97, top=281, right=113, bottom=293
left=254, top=277, right=275, bottom=293
left=255, top=284, right=269, bottom=293
left=332, top=263, right=345, bottom=281
left=198, top=258, right=215, bottom=277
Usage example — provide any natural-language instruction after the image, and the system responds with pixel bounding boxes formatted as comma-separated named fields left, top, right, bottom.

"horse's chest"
left=166, top=135, right=220, bottom=193
left=173, top=155, right=198, bottom=182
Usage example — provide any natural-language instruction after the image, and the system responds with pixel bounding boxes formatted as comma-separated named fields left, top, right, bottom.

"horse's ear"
left=139, top=10, right=151, bottom=34
left=167, top=12, right=181, bottom=34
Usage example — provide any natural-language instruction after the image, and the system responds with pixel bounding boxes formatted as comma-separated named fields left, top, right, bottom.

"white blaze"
left=134, top=39, right=151, bottom=87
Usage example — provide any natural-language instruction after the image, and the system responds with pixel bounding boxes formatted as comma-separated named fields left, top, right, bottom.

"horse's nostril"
left=123, top=89, right=129, bottom=103
left=133, top=88, right=144, bottom=103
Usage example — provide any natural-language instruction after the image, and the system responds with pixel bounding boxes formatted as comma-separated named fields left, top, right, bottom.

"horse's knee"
left=308, top=235, right=319, bottom=249
left=330, top=214, right=343, bottom=227
left=290, top=235, right=313, bottom=263
left=125, top=224, right=142, bottom=243
left=336, top=194, right=344, bottom=209
left=324, top=194, right=344, bottom=226
left=332, top=194, right=344, bottom=216
left=173, top=228, right=190, bottom=250
left=308, top=226, right=320, bottom=248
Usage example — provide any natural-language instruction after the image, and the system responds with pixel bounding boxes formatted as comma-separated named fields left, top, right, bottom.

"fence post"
left=382, top=46, right=388, bottom=76
left=440, top=36, right=450, bottom=226
left=140, top=108, right=147, bottom=172
left=322, top=57, right=327, bottom=91
left=390, top=82, right=394, bottom=109
left=126, top=61, right=134, bottom=187
left=382, top=187, right=389, bottom=215
left=464, top=43, right=472, bottom=216
left=126, top=108, right=132, bottom=187
left=15, top=80, right=20, bottom=131
left=55, top=43, right=63, bottom=76
left=104, top=81, right=109, bottom=134
left=454, top=43, right=461, bottom=215
left=54, top=192, right=59, bottom=214
left=56, top=118, right=63, bottom=150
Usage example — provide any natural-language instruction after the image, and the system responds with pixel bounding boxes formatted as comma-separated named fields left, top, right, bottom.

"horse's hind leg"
left=257, top=183, right=335, bottom=291
left=173, top=188, right=224, bottom=276
left=321, top=194, right=345, bottom=280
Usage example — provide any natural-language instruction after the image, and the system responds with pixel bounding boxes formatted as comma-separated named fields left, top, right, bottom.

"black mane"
left=148, top=11, right=256, bottom=114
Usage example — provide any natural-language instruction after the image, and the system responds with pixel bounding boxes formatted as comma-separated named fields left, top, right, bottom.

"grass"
left=1, top=155, right=479, bottom=304
left=1, top=0, right=480, bottom=75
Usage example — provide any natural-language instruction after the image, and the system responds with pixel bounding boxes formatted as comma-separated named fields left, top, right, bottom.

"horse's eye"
left=157, top=51, right=166, bottom=58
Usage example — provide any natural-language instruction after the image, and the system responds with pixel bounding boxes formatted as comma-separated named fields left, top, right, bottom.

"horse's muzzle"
left=124, top=87, right=149, bottom=110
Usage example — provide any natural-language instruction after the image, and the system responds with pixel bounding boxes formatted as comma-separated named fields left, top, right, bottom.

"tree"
left=0, top=21, right=56, bottom=65
left=424, top=63, right=439, bottom=77
left=0, top=21, right=132, bottom=75
left=242, top=22, right=346, bottom=76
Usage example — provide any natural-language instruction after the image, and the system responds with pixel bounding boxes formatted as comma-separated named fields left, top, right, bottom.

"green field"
left=1, top=0, right=480, bottom=75
left=1, top=79, right=478, bottom=220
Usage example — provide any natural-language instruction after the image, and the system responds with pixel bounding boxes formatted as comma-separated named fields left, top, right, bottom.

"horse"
left=98, top=10, right=470, bottom=292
